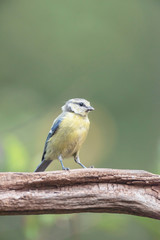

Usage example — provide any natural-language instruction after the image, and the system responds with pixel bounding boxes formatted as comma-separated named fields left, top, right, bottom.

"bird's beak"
left=87, top=106, right=94, bottom=112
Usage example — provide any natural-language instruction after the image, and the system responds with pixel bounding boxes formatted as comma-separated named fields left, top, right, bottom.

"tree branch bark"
left=0, top=168, right=160, bottom=219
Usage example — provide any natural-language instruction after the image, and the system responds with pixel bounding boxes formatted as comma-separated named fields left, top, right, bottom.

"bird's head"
left=62, top=98, right=94, bottom=117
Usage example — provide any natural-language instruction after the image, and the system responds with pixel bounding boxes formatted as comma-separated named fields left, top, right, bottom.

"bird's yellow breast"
left=45, top=112, right=90, bottom=160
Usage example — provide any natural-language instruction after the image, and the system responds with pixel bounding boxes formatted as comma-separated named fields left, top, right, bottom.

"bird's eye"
left=79, top=102, right=85, bottom=107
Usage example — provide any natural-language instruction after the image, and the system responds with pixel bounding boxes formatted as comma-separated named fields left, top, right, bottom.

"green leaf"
left=3, top=134, right=29, bottom=171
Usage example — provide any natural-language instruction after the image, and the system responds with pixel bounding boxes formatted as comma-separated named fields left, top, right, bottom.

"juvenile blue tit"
left=35, top=98, right=94, bottom=172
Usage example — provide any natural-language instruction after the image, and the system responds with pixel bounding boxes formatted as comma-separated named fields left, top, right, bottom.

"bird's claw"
left=62, top=167, right=70, bottom=171
left=89, top=165, right=94, bottom=168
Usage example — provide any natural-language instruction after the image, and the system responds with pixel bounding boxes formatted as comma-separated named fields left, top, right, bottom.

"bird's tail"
left=34, top=160, right=52, bottom=172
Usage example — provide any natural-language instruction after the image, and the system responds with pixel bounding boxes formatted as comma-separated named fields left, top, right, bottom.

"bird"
left=34, top=98, right=94, bottom=172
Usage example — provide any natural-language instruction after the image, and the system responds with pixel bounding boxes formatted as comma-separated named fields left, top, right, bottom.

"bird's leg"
left=58, top=155, right=70, bottom=170
left=74, top=154, right=87, bottom=168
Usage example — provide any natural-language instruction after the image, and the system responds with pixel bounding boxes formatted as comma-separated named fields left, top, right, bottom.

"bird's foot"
left=89, top=165, right=94, bottom=168
left=62, top=167, right=70, bottom=171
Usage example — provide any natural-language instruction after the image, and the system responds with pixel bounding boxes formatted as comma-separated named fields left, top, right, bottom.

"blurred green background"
left=0, top=0, right=160, bottom=239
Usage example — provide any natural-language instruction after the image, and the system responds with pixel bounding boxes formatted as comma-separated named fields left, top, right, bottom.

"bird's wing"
left=41, top=116, right=63, bottom=161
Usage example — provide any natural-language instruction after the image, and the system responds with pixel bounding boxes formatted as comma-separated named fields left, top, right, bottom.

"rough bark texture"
left=0, top=168, right=160, bottom=219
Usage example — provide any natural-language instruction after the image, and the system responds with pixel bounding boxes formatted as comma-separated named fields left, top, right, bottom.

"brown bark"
left=0, top=168, right=160, bottom=219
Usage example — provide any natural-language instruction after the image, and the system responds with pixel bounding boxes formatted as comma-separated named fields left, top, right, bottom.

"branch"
left=0, top=169, right=160, bottom=220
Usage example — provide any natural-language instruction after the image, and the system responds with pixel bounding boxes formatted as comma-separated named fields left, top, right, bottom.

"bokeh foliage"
left=0, top=0, right=160, bottom=239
